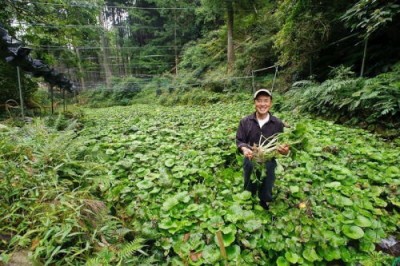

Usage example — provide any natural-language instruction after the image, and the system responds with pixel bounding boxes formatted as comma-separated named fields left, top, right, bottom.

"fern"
left=118, top=238, right=146, bottom=259
left=85, top=258, right=103, bottom=266
left=283, top=64, right=400, bottom=133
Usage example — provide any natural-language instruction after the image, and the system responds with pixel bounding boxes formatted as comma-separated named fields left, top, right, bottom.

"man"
left=236, top=89, right=289, bottom=210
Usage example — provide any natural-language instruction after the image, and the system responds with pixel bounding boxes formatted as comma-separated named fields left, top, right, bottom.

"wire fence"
left=3, top=1, right=288, bottom=116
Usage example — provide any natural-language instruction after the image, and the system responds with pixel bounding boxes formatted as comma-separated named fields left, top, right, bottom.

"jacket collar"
left=250, top=112, right=277, bottom=123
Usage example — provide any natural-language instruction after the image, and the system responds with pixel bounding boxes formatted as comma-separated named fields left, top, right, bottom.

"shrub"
left=283, top=64, right=400, bottom=135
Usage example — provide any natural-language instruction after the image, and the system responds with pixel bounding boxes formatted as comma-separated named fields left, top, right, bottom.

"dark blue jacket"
left=236, top=112, right=284, bottom=153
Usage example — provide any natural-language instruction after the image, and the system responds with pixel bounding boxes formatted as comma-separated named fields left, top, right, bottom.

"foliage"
left=232, top=2, right=279, bottom=76
left=2, top=101, right=399, bottom=264
left=0, top=118, right=143, bottom=265
left=157, top=88, right=249, bottom=106
left=2, top=0, right=400, bottom=108
left=273, top=0, right=350, bottom=81
left=283, top=64, right=400, bottom=136
left=178, top=30, right=226, bottom=78
left=341, top=0, right=400, bottom=39
left=80, top=77, right=143, bottom=107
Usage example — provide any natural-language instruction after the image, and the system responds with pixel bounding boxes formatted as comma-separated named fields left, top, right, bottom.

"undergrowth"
left=282, top=65, right=400, bottom=137
left=0, top=117, right=147, bottom=265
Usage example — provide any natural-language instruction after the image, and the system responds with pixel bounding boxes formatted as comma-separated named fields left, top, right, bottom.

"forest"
left=1, top=0, right=400, bottom=265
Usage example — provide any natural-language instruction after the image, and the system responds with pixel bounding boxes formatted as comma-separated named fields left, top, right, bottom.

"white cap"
left=253, top=89, right=272, bottom=99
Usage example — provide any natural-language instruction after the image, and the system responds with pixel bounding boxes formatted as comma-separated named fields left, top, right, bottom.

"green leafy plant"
left=1, top=100, right=399, bottom=265
left=284, top=64, right=400, bottom=136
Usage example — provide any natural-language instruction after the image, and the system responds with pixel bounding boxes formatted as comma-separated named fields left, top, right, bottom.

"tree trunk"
left=99, top=11, right=112, bottom=88
left=226, top=0, right=234, bottom=73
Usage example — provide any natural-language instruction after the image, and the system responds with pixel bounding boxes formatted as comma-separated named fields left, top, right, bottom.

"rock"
left=6, top=250, right=32, bottom=266
left=376, top=235, right=400, bottom=257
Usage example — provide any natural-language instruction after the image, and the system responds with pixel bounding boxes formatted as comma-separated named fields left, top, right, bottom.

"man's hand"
left=241, top=147, right=253, bottom=159
left=277, top=144, right=290, bottom=155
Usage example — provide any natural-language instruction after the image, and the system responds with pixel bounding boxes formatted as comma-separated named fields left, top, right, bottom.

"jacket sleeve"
left=236, top=119, right=251, bottom=153
left=278, top=121, right=285, bottom=133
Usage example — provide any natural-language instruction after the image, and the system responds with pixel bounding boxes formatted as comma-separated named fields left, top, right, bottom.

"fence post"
left=17, top=66, right=25, bottom=119
left=251, top=65, right=279, bottom=92
left=272, top=65, right=278, bottom=92
left=51, top=85, right=54, bottom=114
left=251, top=70, right=255, bottom=94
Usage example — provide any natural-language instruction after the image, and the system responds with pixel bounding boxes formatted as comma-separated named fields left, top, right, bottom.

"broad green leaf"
left=360, top=238, right=375, bottom=252
left=225, top=204, right=244, bottom=223
left=135, top=167, right=151, bottom=177
left=232, top=191, right=252, bottom=202
left=330, top=234, right=346, bottom=247
left=136, top=179, right=154, bottom=190
left=202, top=245, right=220, bottom=264
left=319, top=246, right=341, bottom=261
left=385, top=166, right=399, bottom=177
left=185, top=203, right=199, bottom=213
left=289, top=186, right=299, bottom=193
left=105, top=148, right=115, bottom=155
left=389, top=196, right=400, bottom=207
left=221, top=224, right=237, bottom=235
left=226, top=245, right=240, bottom=260
left=117, top=159, right=133, bottom=169
left=340, top=246, right=352, bottom=262
left=325, top=181, right=341, bottom=188
left=276, top=256, right=290, bottom=266
left=327, top=247, right=340, bottom=260
left=322, top=230, right=335, bottom=240
left=343, top=209, right=355, bottom=219
left=240, top=236, right=257, bottom=249
left=364, top=228, right=384, bottom=242
left=164, top=158, right=175, bottom=167
left=158, top=220, right=178, bottom=230
left=214, top=232, right=235, bottom=247
left=332, top=174, right=346, bottom=180
left=342, top=225, right=364, bottom=239
left=339, top=195, right=353, bottom=206
left=242, top=219, right=262, bottom=232
left=149, top=187, right=161, bottom=194
left=207, top=216, right=224, bottom=232
left=285, top=251, right=300, bottom=263
left=162, top=197, right=179, bottom=211
left=355, top=215, right=372, bottom=227
left=302, top=246, right=320, bottom=262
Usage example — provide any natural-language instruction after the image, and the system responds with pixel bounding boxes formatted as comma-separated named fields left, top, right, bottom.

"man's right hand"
left=241, top=147, right=253, bottom=159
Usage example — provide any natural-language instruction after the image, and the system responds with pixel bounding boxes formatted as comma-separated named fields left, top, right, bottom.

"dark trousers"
left=243, top=158, right=277, bottom=203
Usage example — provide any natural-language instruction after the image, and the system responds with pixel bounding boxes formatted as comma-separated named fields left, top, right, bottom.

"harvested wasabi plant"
left=252, top=122, right=310, bottom=163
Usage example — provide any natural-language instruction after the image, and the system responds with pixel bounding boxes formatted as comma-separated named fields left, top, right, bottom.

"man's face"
left=254, top=94, right=272, bottom=116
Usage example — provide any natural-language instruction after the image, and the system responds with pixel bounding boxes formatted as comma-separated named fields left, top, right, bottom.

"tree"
left=341, top=0, right=400, bottom=77
left=274, top=0, right=337, bottom=79
left=98, top=9, right=113, bottom=88
left=200, top=0, right=262, bottom=73
left=148, top=0, right=202, bottom=75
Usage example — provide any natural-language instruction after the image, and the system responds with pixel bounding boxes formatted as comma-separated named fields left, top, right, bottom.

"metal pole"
left=251, top=70, right=255, bottom=94
left=63, top=89, right=66, bottom=112
left=17, top=66, right=25, bottom=120
left=271, top=66, right=279, bottom=92
left=174, top=8, right=178, bottom=76
left=51, top=85, right=54, bottom=114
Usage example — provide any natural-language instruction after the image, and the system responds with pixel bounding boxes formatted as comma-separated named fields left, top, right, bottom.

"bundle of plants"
left=250, top=123, right=310, bottom=183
